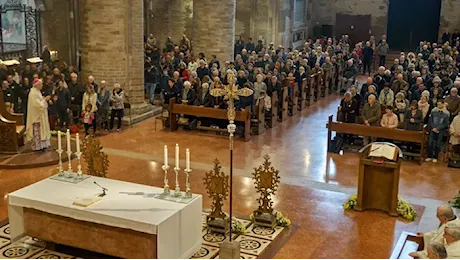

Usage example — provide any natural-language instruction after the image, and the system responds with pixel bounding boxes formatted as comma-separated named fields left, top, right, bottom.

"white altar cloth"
left=8, top=176, right=202, bottom=259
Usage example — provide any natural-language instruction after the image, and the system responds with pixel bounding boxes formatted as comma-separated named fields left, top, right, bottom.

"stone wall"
left=40, top=0, right=71, bottom=63
left=311, top=0, right=388, bottom=40
left=79, top=0, right=144, bottom=105
left=439, top=0, right=460, bottom=39
left=235, top=0, right=252, bottom=40
left=147, top=0, right=193, bottom=50
left=193, top=0, right=236, bottom=62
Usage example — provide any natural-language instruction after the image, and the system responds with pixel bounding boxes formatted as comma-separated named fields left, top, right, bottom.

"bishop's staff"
left=210, top=71, right=253, bottom=240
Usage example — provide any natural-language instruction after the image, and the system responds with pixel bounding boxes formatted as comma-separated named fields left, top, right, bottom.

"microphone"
left=94, top=181, right=108, bottom=197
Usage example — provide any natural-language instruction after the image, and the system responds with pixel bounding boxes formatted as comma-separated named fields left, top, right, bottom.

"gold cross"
left=210, top=74, right=253, bottom=122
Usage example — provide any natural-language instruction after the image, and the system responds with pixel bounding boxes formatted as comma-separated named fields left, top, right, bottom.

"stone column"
left=148, top=0, right=192, bottom=51
left=193, top=0, right=236, bottom=62
left=80, top=0, right=155, bottom=125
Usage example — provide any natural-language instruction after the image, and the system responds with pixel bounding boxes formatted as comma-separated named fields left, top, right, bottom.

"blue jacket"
left=428, top=110, right=449, bottom=133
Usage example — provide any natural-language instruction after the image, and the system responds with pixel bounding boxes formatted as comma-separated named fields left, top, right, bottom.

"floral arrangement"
left=249, top=210, right=292, bottom=227
left=449, top=191, right=460, bottom=209
left=50, top=130, right=66, bottom=136
left=343, top=194, right=417, bottom=221
left=231, top=218, right=246, bottom=234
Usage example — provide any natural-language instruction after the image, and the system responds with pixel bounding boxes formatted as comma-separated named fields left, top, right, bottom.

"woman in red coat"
left=177, top=62, right=190, bottom=82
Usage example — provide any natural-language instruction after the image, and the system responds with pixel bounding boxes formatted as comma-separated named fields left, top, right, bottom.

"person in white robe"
left=26, top=79, right=51, bottom=151
left=443, top=225, right=460, bottom=259
left=410, top=205, right=460, bottom=258
left=449, top=114, right=460, bottom=154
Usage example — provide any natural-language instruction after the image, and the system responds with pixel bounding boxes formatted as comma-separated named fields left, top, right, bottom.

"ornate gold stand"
left=252, top=155, right=280, bottom=229
left=204, top=159, right=230, bottom=234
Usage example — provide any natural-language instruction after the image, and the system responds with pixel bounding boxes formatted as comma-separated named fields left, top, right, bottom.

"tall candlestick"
left=76, top=133, right=80, bottom=153
left=57, top=130, right=62, bottom=151
left=186, top=148, right=190, bottom=170
left=164, top=145, right=168, bottom=166
left=66, top=129, right=71, bottom=152
left=175, top=144, right=179, bottom=168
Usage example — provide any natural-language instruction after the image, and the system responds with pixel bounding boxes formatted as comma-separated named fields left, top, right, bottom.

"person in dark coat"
left=339, top=92, right=358, bottom=123
left=362, top=41, right=374, bottom=75
left=55, top=80, right=71, bottom=130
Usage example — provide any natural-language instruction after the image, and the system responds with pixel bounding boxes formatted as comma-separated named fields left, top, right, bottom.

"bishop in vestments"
left=26, top=79, right=51, bottom=151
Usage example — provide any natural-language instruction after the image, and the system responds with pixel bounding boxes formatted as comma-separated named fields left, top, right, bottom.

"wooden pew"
left=291, top=83, right=299, bottom=116
left=390, top=232, right=423, bottom=259
left=0, top=89, right=25, bottom=153
left=300, top=79, right=307, bottom=111
left=323, top=69, right=332, bottom=97
left=281, top=87, right=288, bottom=121
left=326, top=115, right=427, bottom=164
left=268, top=91, right=278, bottom=128
left=253, top=102, right=265, bottom=135
left=310, top=71, right=322, bottom=103
left=168, top=98, right=251, bottom=141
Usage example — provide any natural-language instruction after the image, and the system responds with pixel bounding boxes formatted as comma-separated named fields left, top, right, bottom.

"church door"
left=387, top=0, right=442, bottom=51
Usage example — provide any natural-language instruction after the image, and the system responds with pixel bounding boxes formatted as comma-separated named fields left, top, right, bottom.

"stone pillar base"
left=122, top=103, right=162, bottom=126
left=219, top=241, right=240, bottom=259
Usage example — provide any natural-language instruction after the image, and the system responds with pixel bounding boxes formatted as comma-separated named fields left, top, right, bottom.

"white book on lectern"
left=369, top=144, right=397, bottom=161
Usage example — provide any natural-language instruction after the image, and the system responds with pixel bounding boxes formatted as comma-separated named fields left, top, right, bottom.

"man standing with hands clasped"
left=426, top=101, right=450, bottom=163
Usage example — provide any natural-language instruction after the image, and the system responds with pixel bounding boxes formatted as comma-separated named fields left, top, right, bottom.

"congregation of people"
left=338, top=35, right=460, bottom=163
left=1, top=46, right=126, bottom=151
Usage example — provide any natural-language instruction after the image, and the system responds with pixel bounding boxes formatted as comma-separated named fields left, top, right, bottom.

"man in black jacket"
left=362, top=41, right=374, bottom=75
left=68, top=73, right=84, bottom=124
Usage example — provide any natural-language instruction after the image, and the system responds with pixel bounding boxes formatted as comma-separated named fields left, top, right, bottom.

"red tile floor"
left=1, top=93, right=457, bottom=258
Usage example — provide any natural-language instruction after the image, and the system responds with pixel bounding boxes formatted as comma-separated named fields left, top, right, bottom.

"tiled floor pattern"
left=0, top=213, right=286, bottom=259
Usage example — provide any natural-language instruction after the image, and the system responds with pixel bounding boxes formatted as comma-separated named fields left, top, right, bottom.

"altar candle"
left=66, top=129, right=71, bottom=152
left=76, top=133, right=80, bottom=153
left=57, top=130, right=62, bottom=151
left=164, top=145, right=168, bottom=166
left=186, top=148, right=190, bottom=170
left=175, top=144, right=179, bottom=168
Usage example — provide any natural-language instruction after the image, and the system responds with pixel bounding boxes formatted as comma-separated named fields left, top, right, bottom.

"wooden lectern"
left=355, top=142, right=402, bottom=217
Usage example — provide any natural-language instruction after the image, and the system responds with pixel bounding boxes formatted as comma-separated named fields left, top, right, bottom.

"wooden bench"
left=326, top=115, right=428, bottom=164
left=253, top=101, right=265, bottom=135
left=267, top=91, right=278, bottom=128
left=390, top=232, right=423, bottom=259
left=309, top=71, right=323, bottom=104
left=168, top=97, right=251, bottom=141
left=280, top=87, right=288, bottom=121
left=0, top=89, right=25, bottom=153
left=291, top=83, right=299, bottom=116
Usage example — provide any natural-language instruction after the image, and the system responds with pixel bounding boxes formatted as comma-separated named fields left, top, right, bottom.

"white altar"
left=8, top=175, right=202, bottom=259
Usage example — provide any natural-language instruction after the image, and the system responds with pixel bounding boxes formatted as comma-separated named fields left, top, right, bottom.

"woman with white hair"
left=26, top=79, right=51, bottom=151
left=110, top=83, right=124, bottom=131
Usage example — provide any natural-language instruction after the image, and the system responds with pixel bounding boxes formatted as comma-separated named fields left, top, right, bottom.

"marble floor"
left=0, top=93, right=457, bottom=258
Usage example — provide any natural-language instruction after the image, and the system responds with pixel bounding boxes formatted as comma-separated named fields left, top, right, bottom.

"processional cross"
left=209, top=72, right=253, bottom=240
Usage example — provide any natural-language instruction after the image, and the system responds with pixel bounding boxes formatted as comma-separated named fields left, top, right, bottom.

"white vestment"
left=450, top=115, right=460, bottom=145
left=447, top=240, right=460, bottom=259
left=416, top=218, right=460, bottom=258
left=25, top=88, right=50, bottom=143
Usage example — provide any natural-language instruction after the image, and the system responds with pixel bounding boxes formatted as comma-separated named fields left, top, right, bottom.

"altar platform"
left=7, top=176, right=202, bottom=259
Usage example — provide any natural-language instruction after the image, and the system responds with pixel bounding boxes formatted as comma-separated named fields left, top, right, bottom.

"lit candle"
left=175, top=144, right=179, bottom=168
left=186, top=148, right=190, bottom=170
left=164, top=145, right=168, bottom=166
left=57, top=130, right=62, bottom=151
left=66, top=129, right=71, bottom=153
left=76, top=133, right=80, bottom=153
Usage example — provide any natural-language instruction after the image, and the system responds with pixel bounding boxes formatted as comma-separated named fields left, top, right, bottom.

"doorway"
left=387, top=0, right=442, bottom=51
left=335, top=14, right=371, bottom=48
